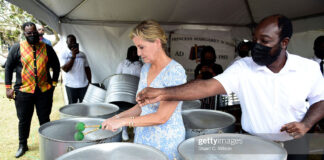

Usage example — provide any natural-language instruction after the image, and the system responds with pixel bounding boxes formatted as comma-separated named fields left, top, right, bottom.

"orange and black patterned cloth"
left=5, top=40, right=60, bottom=93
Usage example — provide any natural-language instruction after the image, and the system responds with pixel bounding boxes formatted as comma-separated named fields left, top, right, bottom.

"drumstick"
left=74, top=128, right=100, bottom=141
left=75, top=122, right=102, bottom=131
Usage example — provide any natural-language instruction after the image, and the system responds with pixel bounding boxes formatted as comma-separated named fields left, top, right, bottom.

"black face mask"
left=251, top=42, right=282, bottom=66
left=26, top=35, right=40, bottom=45
left=314, top=49, right=324, bottom=60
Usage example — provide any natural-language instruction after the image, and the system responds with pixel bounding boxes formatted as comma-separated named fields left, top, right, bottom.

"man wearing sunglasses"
left=5, top=22, right=60, bottom=158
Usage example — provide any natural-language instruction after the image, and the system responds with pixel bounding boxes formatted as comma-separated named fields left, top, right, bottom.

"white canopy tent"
left=6, top=0, right=324, bottom=83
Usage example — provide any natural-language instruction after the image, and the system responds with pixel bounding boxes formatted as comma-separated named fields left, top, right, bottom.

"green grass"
left=0, top=83, right=65, bottom=160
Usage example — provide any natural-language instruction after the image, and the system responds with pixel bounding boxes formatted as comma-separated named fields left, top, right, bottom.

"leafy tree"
left=0, top=0, right=58, bottom=52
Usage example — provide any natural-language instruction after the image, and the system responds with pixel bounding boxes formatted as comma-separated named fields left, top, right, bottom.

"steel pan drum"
left=39, top=118, right=122, bottom=160
left=182, top=109, right=236, bottom=139
left=178, top=133, right=287, bottom=160
left=56, top=142, right=168, bottom=160
left=59, top=103, right=119, bottom=119
left=104, top=74, right=139, bottom=105
left=83, top=84, right=106, bottom=103
left=182, top=100, right=201, bottom=110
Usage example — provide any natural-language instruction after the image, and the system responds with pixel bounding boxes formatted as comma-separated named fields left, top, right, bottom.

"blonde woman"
left=102, top=20, right=186, bottom=159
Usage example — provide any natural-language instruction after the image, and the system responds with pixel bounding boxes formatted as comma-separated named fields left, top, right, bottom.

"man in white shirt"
left=136, top=15, right=324, bottom=160
left=59, top=34, right=91, bottom=104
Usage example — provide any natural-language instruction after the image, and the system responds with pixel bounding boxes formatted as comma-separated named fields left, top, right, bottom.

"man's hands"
left=6, top=88, right=15, bottom=99
left=136, top=87, right=164, bottom=107
left=281, top=122, right=311, bottom=139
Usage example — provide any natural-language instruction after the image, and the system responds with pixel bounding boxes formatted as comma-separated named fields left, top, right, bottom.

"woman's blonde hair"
left=130, top=20, right=167, bottom=51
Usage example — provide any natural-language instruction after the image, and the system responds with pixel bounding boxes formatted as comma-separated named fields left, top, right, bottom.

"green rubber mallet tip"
left=74, top=131, right=84, bottom=141
left=75, top=122, right=85, bottom=131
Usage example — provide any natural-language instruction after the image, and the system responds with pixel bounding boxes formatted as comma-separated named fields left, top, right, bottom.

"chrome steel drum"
left=56, top=143, right=168, bottom=160
left=39, top=118, right=122, bottom=160
left=182, top=100, right=201, bottom=110
left=59, top=103, right=119, bottom=119
left=104, top=74, right=139, bottom=105
left=83, top=84, right=106, bottom=103
left=178, top=133, right=287, bottom=160
left=182, top=109, right=236, bottom=139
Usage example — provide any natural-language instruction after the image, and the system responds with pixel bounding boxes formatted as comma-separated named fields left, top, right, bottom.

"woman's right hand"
left=101, top=118, right=125, bottom=132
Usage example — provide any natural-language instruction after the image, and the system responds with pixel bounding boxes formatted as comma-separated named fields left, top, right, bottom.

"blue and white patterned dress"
left=134, top=60, right=187, bottom=160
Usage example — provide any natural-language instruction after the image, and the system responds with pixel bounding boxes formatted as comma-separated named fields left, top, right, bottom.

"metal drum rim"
left=59, top=103, right=120, bottom=117
left=182, top=109, right=236, bottom=129
left=178, top=133, right=288, bottom=159
left=56, top=142, right=169, bottom=160
left=38, top=117, right=122, bottom=143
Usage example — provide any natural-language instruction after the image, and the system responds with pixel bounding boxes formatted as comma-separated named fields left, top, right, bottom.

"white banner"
left=170, top=33, right=235, bottom=80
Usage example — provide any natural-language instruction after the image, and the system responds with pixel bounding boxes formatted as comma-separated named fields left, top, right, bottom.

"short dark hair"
left=200, top=46, right=216, bottom=63
left=126, top=45, right=140, bottom=63
left=260, top=14, right=293, bottom=41
left=237, top=41, right=252, bottom=51
left=67, top=34, right=76, bottom=42
left=314, top=35, right=324, bottom=49
left=21, top=22, right=36, bottom=31
left=277, top=15, right=293, bottom=41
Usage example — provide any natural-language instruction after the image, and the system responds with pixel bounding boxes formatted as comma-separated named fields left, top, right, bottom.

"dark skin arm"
left=61, top=47, right=78, bottom=72
left=281, top=100, right=324, bottom=139
left=5, top=44, right=19, bottom=99
left=85, top=66, right=91, bottom=83
left=136, top=78, right=226, bottom=106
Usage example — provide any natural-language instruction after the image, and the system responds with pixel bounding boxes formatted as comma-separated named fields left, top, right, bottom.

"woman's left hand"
left=101, top=118, right=125, bottom=132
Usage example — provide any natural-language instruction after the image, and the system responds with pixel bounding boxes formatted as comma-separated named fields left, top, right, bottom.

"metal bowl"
left=39, top=118, right=122, bottom=160
left=56, top=142, right=168, bottom=160
left=178, top=133, right=287, bottom=160
left=182, top=109, right=236, bottom=139
left=59, top=103, right=119, bottom=119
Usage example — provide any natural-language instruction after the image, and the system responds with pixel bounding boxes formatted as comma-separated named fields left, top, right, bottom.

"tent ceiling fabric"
left=5, top=0, right=324, bottom=31
left=59, top=0, right=251, bottom=26
left=40, top=0, right=84, bottom=17
left=248, top=0, right=324, bottom=22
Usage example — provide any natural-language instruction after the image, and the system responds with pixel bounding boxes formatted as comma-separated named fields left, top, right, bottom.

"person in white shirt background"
left=116, top=45, right=143, bottom=141
left=136, top=14, right=324, bottom=160
left=116, top=45, right=143, bottom=77
left=59, top=34, right=91, bottom=104
left=311, top=35, right=324, bottom=77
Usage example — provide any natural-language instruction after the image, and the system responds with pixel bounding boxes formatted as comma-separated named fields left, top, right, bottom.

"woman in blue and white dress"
left=102, top=20, right=186, bottom=160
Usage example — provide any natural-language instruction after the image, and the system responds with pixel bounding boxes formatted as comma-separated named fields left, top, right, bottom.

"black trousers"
left=15, top=87, right=54, bottom=145
left=65, top=86, right=88, bottom=104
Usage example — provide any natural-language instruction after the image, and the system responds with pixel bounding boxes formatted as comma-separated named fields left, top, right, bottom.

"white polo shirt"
left=59, top=50, right=89, bottom=88
left=215, top=51, right=324, bottom=141
left=116, top=59, right=142, bottom=77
